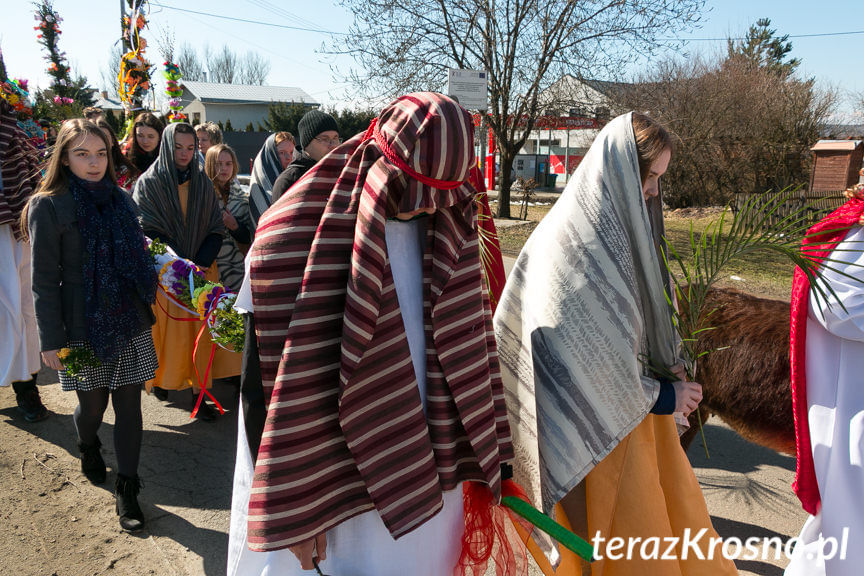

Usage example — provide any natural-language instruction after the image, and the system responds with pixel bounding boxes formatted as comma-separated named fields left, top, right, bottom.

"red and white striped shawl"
left=0, top=106, right=40, bottom=240
left=248, top=92, right=514, bottom=551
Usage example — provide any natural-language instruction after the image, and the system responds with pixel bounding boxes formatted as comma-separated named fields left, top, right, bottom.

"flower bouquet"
left=146, top=238, right=244, bottom=352
left=207, top=293, right=245, bottom=352
left=57, top=346, right=100, bottom=381
left=151, top=249, right=207, bottom=315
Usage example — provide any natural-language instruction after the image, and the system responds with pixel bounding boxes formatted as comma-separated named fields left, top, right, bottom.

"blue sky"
left=1, top=0, right=861, bottom=118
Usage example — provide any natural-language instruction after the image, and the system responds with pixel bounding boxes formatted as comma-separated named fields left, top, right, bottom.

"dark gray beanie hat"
left=298, top=109, right=339, bottom=149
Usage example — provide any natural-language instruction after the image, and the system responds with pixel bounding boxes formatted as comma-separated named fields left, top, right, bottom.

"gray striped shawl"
left=132, top=123, right=221, bottom=259
left=246, top=134, right=282, bottom=229
left=247, top=92, right=513, bottom=551
left=493, top=113, right=679, bottom=519
left=215, top=180, right=251, bottom=291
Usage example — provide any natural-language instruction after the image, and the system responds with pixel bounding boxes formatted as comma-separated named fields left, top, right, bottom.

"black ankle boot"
left=13, top=378, right=49, bottom=423
left=78, top=438, right=106, bottom=484
left=115, top=474, right=145, bottom=532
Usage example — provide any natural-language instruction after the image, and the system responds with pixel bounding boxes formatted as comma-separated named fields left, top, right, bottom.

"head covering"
left=789, top=198, right=864, bottom=515
left=493, top=113, right=680, bottom=519
left=247, top=92, right=513, bottom=551
left=247, top=134, right=283, bottom=227
left=297, top=108, right=339, bottom=149
left=0, top=104, right=40, bottom=240
left=132, top=123, right=221, bottom=259
left=68, top=172, right=157, bottom=361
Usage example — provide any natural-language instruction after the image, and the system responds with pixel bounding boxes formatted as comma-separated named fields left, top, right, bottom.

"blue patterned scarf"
left=68, top=171, right=158, bottom=362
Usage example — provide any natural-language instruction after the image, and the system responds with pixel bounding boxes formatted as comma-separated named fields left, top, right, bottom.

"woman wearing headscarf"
left=227, top=92, right=514, bottom=576
left=132, top=122, right=241, bottom=419
left=246, top=131, right=292, bottom=231
left=494, top=113, right=736, bottom=575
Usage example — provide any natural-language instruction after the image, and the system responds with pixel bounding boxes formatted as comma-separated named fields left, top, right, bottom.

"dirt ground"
left=0, top=371, right=238, bottom=576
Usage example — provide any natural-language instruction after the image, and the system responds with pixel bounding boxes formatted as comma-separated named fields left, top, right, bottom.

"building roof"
left=811, top=140, right=862, bottom=152
left=92, top=93, right=125, bottom=111
left=180, top=81, right=318, bottom=106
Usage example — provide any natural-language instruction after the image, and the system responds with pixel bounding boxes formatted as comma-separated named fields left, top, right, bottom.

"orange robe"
left=521, top=415, right=737, bottom=576
left=146, top=180, right=241, bottom=392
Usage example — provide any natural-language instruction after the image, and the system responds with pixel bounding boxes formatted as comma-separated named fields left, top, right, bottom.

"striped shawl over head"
left=493, top=113, right=680, bottom=521
left=247, top=134, right=282, bottom=228
left=248, top=92, right=513, bottom=551
left=0, top=105, right=40, bottom=240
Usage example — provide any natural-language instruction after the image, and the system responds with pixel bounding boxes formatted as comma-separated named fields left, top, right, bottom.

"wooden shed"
left=809, top=140, right=863, bottom=193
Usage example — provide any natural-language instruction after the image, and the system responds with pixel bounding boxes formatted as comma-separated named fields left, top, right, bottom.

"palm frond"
left=656, top=186, right=864, bottom=456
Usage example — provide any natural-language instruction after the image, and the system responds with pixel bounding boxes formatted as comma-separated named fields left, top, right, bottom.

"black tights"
left=73, top=384, right=143, bottom=478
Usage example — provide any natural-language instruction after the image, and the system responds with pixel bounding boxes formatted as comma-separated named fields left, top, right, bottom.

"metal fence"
left=732, top=190, right=847, bottom=226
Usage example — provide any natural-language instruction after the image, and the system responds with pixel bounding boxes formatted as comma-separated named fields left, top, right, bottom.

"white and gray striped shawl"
left=247, top=92, right=513, bottom=552
left=132, top=123, right=221, bottom=259
left=493, top=113, right=680, bottom=521
left=246, top=134, right=282, bottom=230
left=215, top=180, right=251, bottom=292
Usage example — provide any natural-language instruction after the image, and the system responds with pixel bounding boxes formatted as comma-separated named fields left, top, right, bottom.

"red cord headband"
left=364, top=117, right=466, bottom=190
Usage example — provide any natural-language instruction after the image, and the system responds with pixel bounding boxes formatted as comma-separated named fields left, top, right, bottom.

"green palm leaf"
left=657, top=186, right=864, bottom=457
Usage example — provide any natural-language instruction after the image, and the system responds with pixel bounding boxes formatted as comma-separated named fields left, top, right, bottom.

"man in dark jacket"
left=270, top=110, right=340, bottom=204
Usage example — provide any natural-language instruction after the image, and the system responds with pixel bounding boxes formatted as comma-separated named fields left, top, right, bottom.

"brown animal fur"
left=679, top=288, right=796, bottom=455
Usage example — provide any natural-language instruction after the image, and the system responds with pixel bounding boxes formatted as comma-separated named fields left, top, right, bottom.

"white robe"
left=227, top=218, right=465, bottom=576
left=785, top=226, right=864, bottom=575
left=0, top=224, right=42, bottom=386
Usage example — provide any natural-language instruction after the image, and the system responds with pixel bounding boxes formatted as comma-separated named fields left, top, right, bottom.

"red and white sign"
left=550, top=154, right=584, bottom=175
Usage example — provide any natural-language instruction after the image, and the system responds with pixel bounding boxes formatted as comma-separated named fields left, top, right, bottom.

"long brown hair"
left=125, top=111, right=165, bottom=170
left=632, top=112, right=675, bottom=185
left=204, top=143, right=238, bottom=201
left=20, top=119, right=116, bottom=238
left=94, top=116, right=138, bottom=178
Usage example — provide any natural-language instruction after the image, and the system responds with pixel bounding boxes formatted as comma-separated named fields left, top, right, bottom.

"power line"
left=246, top=0, right=325, bottom=31
left=669, top=29, right=864, bottom=42
left=149, top=2, right=348, bottom=35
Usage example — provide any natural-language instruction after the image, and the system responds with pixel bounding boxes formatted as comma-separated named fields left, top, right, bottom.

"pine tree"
left=727, top=18, right=800, bottom=77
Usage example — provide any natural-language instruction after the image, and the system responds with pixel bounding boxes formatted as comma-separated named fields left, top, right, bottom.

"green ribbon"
left=501, top=496, right=595, bottom=562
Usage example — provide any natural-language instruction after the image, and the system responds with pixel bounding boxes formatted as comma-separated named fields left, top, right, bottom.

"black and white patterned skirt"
left=59, top=330, right=158, bottom=392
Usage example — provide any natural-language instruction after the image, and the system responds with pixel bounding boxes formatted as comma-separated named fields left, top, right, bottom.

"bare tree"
left=177, top=43, right=206, bottom=81
left=333, top=0, right=704, bottom=217
left=615, top=55, right=836, bottom=207
left=154, top=25, right=176, bottom=64
left=207, top=45, right=238, bottom=84
left=239, top=51, right=271, bottom=85
left=99, top=43, right=125, bottom=99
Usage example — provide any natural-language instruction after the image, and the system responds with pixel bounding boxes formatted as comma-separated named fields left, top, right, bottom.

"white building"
left=179, top=81, right=319, bottom=129
left=507, top=76, right=625, bottom=186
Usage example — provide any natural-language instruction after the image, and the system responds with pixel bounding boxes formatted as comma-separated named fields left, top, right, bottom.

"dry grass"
left=663, top=215, right=795, bottom=302
left=491, top=199, right=794, bottom=301
left=490, top=201, right=553, bottom=256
